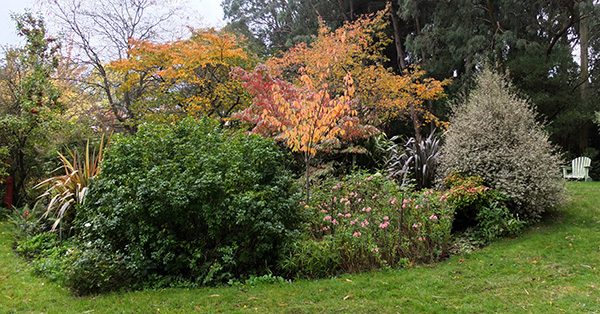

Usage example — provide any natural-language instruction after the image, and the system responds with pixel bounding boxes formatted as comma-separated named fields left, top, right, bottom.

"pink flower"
left=378, top=222, right=389, bottom=229
left=332, top=219, right=338, bottom=225
left=423, top=198, right=429, bottom=202
left=333, top=196, right=337, bottom=202
left=345, top=201, right=351, bottom=205
left=353, top=232, right=361, bottom=237
left=371, top=248, right=379, bottom=253
left=372, top=194, right=378, bottom=199
left=418, top=237, right=424, bottom=242
left=361, top=222, right=366, bottom=228
left=429, top=214, right=438, bottom=220
left=439, top=195, right=447, bottom=202
left=383, top=216, right=389, bottom=220
left=338, top=213, right=344, bottom=217
left=365, top=175, right=373, bottom=181
left=412, top=223, right=422, bottom=228
left=364, top=219, right=369, bottom=226
left=350, top=220, right=355, bottom=225
left=323, top=226, right=329, bottom=231
left=345, top=213, right=352, bottom=218
left=390, top=198, right=397, bottom=204
left=321, top=209, right=328, bottom=213
left=323, top=216, right=331, bottom=221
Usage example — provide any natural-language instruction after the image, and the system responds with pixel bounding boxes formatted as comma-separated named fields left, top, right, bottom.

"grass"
left=1, top=182, right=599, bottom=313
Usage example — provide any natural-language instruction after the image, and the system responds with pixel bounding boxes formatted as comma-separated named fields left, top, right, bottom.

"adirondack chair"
left=562, top=157, right=592, bottom=181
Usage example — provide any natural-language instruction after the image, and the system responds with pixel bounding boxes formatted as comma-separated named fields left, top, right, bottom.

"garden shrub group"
left=70, top=118, right=300, bottom=292
left=281, top=172, right=454, bottom=279
left=444, top=172, right=525, bottom=244
left=438, top=68, right=565, bottom=221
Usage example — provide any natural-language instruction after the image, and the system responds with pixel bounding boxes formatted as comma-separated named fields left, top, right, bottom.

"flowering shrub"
left=281, top=172, right=454, bottom=278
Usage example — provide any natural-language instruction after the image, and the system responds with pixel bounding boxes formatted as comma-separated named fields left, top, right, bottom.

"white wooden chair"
left=562, top=157, right=592, bottom=181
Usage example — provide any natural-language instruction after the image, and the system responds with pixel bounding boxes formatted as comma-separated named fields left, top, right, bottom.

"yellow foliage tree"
left=110, top=29, right=255, bottom=123
left=266, top=5, right=449, bottom=139
left=233, top=65, right=375, bottom=203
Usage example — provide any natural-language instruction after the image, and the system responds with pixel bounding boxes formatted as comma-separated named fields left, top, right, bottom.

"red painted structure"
left=3, top=177, right=13, bottom=209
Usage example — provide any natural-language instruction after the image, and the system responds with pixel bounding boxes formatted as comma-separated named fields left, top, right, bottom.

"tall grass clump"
left=438, top=67, right=564, bottom=221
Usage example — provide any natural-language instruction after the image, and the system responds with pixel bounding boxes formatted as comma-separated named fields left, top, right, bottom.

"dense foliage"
left=71, top=118, right=300, bottom=292
left=0, top=13, right=64, bottom=206
left=438, top=68, right=565, bottom=221
left=281, top=172, right=454, bottom=279
left=443, top=172, right=525, bottom=244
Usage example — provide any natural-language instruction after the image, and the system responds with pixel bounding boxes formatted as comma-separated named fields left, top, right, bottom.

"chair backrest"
left=571, top=157, right=591, bottom=177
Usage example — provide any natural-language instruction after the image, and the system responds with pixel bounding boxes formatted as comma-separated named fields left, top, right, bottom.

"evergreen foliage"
left=438, top=68, right=565, bottom=221
left=74, top=118, right=300, bottom=291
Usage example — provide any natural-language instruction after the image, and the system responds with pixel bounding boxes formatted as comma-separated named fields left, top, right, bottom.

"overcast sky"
left=0, top=0, right=224, bottom=49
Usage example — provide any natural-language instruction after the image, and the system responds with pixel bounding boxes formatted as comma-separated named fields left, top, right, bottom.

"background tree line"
left=1, top=0, right=599, bottom=207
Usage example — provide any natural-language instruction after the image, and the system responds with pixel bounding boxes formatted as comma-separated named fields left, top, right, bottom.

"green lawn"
left=1, top=182, right=599, bottom=313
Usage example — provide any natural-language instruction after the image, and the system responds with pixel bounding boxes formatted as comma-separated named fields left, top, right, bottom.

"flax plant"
left=35, top=135, right=109, bottom=234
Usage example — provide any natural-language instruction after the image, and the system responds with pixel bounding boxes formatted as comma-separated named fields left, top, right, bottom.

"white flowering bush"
left=438, top=68, right=565, bottom=221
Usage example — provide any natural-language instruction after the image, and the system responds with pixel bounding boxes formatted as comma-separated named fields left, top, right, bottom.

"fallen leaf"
left=195, top=306, right=201, bottom=310
left=533, top=260, right=538, bottom=264
left=279, top=303, right=288, bottom=306
left=248, top=297, right=258, bottom=300
left=581, top=264, right=595, bottom=269
left=208, top=294, right=220, bottom=297
left=345, top=279, right=353, bottom=282
left=343, top=295, right=351, bottom=300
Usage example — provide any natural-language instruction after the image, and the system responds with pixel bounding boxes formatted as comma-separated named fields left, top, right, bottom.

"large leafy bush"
left=438, top=68, right=564, bottom=221
left=75, top=118, right=299, bottom=291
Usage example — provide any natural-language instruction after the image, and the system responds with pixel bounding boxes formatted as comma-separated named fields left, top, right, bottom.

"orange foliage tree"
left=232, top=65, right=377, bottom=203
left=110, top=29, right=255, bottom=123
left=266, top=5, right=450, bottom=140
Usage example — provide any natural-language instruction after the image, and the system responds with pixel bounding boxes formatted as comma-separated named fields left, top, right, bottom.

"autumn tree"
left=232, top=65, right=376, bottom=203
left=266, top=6, right=448, bottom=140
left=0, top=13, right=65, bottom=206
left=110, top=29, right=254, bottom=122
left=43, top=0, right=191, bottom=133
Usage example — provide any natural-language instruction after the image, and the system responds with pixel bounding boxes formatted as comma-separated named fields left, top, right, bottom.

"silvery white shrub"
left=438, top=67, right=565, bottom=221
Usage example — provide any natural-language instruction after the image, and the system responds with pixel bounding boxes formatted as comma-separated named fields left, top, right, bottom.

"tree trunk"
left=579, top=11, right=591, bottom=100
left=305, top=152, right=310, bottom=205
left=390, top=3, right=407, bottom=72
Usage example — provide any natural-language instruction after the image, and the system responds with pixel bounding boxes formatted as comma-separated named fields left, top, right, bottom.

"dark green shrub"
left=472, top=201, right=525, bottom=243
left=16, top=232, right=59, bottom=259
left=61, top=245, right=134, bottom=295
left=281, top=172, right=454, bottom=279
left=75, top=118, right=300, bottom=291
left=444, top=172, right=525, bottom=244
left=438, top=68, right=565, bottom=221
